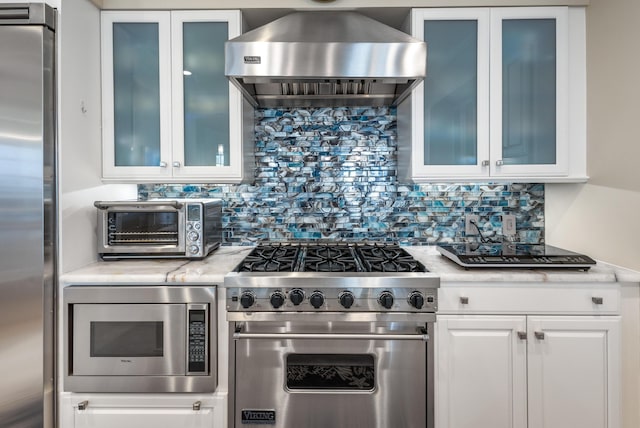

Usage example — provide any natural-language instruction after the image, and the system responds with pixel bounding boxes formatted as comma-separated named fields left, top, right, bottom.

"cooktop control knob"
left=270, top=291, right=286, bottom=309
left=378, top=291, right=394, bottom=309
left=289, top=289, right=305, bottom=306
left=408, top=291, right=425, bottom=309
left=339, top=291, right=355, bottom=309
left=239, top=292, right=255, bottom=309
left=309, top=291, right=324, bottom=309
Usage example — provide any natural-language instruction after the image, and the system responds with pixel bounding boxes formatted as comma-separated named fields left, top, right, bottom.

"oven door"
left=230, top=313, right=434, bottom=428
left=96, top=201, right=186, bottom=257
left=72, top=304, right=186, bottom=376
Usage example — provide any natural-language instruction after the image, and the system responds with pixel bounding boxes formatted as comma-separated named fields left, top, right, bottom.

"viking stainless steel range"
left=225, top=242, right=440, bottom=428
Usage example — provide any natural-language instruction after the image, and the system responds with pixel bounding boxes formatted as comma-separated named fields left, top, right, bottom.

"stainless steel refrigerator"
left=0, top=4, right=56, bottom=428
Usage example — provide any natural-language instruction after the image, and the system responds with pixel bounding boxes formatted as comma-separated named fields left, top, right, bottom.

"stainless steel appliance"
left=225, top=243, right=439, bottom=428
left=437, top=243, right=597, bottom=269
left=0, top=4, right=56, bottom=427
left=94, top=199, right=222, bottom=259
left=63, top=285, right=217, bottom=393
left=225, top=11, right=427, bottom=108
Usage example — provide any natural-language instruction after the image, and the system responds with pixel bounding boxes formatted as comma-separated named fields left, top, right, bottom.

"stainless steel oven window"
left=107, top=211, right=179, bottom=246
left=90, top=321, right=164, bottom=357
left=286, top=354, right=375, bottom=391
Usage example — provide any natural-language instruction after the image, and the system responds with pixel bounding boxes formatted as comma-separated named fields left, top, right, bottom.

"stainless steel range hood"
left=225, top=11, right=426, bottom=108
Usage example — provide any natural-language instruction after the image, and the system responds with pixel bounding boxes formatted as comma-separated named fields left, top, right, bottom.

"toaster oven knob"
left=188, top=231, right=199, bottom=242
left=309, top=291, right=324, bottom=309
left=289, top=289, right=305, bottom=306
left=189, top=245, right=199, bottom=254
left=339, top=291, right=355, bottom=309
left=408, top=291, right=425, bottom=310
left=378, top=291, right=394, bottom=310
left=270, top=291, right=286, bottom=309
left=240, top=292, right=255, bottom=309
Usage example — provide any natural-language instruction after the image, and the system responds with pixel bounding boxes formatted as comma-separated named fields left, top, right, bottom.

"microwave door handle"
left=94, top=201, right=184, bottom=210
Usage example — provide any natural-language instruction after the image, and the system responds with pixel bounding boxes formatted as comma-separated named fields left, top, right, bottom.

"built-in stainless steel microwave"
left=94, top=199, right=222, bottom=259
left=63, top=285, right=216, bottom=393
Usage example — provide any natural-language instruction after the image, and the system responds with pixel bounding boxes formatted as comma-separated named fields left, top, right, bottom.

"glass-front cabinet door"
left=101, top=12, right=172, bottom=179
left=101, top=10, right=244, bottom=182
left=489, top=7, right=569, bottom=178
left=170, top=11, right=243, bottom=180
left=407, top=7, right=577, bottom=181
left=409, top=9, right=490, bottom=180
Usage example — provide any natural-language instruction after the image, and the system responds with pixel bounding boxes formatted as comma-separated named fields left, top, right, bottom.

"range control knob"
left=408, top=291, right=425, bottom=309
left=339, top=291, right=355, bottom=309
left=289, top=289, right=305, bottom=306
left=378, top=291, right=394, bottom=310
left=309, top=291, right=325, bottom=309
left=239, top=292, right=255, bottom=309
left=270, top=291, right=286, bottom=309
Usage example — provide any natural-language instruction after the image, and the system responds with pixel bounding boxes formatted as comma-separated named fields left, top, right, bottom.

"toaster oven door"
left=71, top=304, right=186, bottom=376
left=98, top=204, right=186, bottom=256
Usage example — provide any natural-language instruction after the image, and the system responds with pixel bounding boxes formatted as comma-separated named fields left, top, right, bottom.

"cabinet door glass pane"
left=423, top=20, right=478, bottom=166
left=182, top=22, right=230, bottom=167
left=113, top=23, right=161, bottom=167
left=502, top=19, right=556, bottom=165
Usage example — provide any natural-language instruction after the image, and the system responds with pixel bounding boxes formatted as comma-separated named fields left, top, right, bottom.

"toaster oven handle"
left=94, top=200, right=184, bottom=209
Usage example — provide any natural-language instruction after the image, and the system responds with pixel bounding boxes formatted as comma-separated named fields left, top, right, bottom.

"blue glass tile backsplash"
left=138, top=107, right=544, bottom=245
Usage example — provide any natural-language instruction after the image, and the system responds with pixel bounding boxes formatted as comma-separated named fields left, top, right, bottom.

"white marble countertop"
left=60, top=246, right=252, bottom=285
left=61, top=245, right=630, bottom=286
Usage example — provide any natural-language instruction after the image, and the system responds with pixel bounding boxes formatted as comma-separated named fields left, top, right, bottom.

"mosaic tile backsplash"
left=139, top=107, right=544, bottom=245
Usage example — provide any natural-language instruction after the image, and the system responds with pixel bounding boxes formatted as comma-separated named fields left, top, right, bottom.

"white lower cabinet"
left=436, top=314, right=621, bottom=428
left=59, top=394, right=225, bottom=428
left=436, top=316, right=528, bottom=428
left=527, top=316, right=620, bottom=428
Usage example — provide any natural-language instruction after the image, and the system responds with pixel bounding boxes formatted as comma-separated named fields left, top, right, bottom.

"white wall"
left=546, top=0, right=640, bottom=272
left=58, top=0, right=136, bottom=273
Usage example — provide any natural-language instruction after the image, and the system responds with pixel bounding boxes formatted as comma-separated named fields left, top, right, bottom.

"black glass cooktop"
left=437, top=243, right=596, bottom=269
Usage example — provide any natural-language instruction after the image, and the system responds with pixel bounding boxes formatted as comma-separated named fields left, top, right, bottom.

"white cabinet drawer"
left=437, top=285, right=620, bottom=314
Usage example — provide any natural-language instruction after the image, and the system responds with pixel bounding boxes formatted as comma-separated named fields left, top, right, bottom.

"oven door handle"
left=233, top=329, right=430, bottom=342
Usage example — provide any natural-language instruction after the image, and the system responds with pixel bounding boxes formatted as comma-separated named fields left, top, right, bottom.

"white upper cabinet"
left=400, top=7, right=587, bottom=182
left=101, top=10, right=251, bottom=182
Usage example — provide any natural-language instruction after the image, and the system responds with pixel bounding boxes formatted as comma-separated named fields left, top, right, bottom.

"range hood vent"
left=225, top=11, right=426, bottom=108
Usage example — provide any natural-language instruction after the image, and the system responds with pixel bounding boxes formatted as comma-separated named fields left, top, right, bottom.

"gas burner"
left=356, top=244, right=427, bottom=273
left=237, top=244, right=300, bottom=272
left=235, top=242, right=431, bottom=273
left=303, top=245, right=360, bottom=272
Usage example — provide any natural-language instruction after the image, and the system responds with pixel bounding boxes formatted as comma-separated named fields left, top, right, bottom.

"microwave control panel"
left=187, top=305, right=208, bottom=374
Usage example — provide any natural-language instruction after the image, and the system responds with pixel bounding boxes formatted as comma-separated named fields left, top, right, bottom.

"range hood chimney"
left=225, top=11, right=426, bottom=108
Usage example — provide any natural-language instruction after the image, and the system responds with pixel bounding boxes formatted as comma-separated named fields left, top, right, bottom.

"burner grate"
left=235, top=242, right=428, bottom=273
left=302, top=245, right=360, bottom=272
left=357, top=244, right=427, bottom=273
left=238, top=244, right=301, bottom=272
